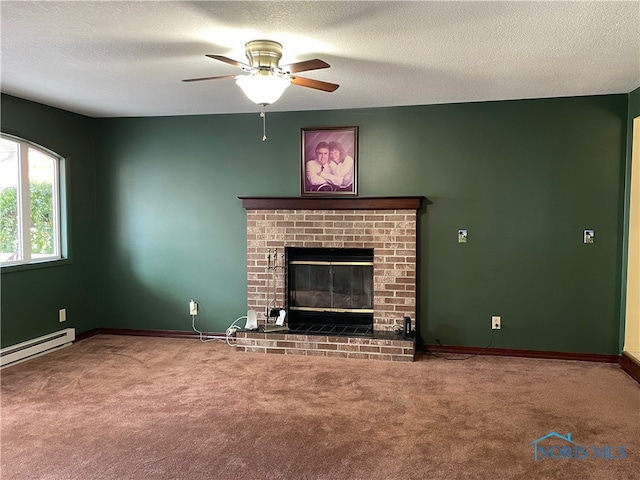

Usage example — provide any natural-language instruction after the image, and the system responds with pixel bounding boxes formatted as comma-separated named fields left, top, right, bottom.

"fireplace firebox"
left=286, top=247, right=374, bottom=335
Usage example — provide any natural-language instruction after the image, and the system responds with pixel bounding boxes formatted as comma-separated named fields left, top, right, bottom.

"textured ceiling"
left=1, top=1, right=639, bottom=118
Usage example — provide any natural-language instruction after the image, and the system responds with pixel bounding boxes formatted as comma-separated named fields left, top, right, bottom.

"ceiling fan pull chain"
left=260, top=104, right=267, bottom=141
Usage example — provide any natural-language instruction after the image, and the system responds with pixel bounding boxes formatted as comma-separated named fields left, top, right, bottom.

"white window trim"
left=1, top=133, right=64, bottom=267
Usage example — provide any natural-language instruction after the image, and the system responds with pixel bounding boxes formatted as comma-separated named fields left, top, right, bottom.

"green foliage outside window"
left=0, top=182, right=54, bottom=256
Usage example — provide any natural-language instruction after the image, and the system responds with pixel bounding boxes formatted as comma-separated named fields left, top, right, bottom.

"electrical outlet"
left=189, top=300, right=198, bottom=316
left=59, top=308, right=66, bottom=322
left=458, top=229, right=468, bottom=243
left=492, top=315, right=501, bottom=330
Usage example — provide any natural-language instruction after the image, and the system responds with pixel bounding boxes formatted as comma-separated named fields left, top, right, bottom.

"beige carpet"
left=1, top=335, right=639, bottom=479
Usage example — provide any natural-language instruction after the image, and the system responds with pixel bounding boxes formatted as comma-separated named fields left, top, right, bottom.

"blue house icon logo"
left=529, top=432, right=577, bottom=462
left=529, top=432, right=628, bottom=461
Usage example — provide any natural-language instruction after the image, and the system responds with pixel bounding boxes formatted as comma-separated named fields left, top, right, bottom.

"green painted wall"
left=1, top=94, right=98, bottom=347
left=0, top=92, right=629, bottom=354
left=629, top=87, right=640, bottom=117
left=94, top=94, right=628, bottom=354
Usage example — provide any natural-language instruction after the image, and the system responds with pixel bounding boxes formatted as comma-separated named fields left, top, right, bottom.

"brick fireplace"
left=236, top=196, right=425, bottom=361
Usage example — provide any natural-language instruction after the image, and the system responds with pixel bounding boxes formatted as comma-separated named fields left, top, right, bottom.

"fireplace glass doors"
left=286, top=247, right=374, bottom=334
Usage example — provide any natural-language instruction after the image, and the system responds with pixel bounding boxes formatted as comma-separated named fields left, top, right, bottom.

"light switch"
left=458, top=229, right=468, bottom=243
left=584, top=230, right=594, bottom=244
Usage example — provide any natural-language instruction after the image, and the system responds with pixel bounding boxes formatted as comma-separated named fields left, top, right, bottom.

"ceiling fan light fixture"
left=235, top=74, right=291, bottom=105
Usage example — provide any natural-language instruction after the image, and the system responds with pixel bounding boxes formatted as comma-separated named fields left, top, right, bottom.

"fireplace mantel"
left=239, top=196, right=427, bottom=211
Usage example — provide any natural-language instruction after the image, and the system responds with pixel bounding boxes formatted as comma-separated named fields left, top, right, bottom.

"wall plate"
left=584, top=229, right=594, bottom=244
left=458, top=229, right=468, bottom=243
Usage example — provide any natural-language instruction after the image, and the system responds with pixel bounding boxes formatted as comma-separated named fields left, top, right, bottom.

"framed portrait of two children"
left=301, top=126, right=358, bottom=196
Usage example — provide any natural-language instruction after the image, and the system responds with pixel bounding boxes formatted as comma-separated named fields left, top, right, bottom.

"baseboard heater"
left=0, top=328, right=75, bottom=368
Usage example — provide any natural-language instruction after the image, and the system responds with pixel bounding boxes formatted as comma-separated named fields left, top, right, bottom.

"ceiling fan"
left=183, top=39, right=339, bottom=95
left=183, top=40, right=339, bottom=140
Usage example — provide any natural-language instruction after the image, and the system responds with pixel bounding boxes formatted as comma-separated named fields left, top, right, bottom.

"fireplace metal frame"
left=286, top=247, right=375, bottom=332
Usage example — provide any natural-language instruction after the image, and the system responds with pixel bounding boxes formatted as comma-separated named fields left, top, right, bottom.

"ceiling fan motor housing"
left=245, top=40, right=283, bottom=73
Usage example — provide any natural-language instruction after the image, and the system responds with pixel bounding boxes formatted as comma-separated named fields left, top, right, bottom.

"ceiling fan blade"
left=205, top=54, right=252, bottom=71
left=290, top=76, right=339, bottom=92
left=182, top=74, right=237, bottom=83
left=280, top=59, right=329, bottom=74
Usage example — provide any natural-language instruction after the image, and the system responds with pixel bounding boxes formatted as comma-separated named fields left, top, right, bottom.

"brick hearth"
left=235, top=332, right=416, bottom=361
left=238, top=197, right=425, bottom=361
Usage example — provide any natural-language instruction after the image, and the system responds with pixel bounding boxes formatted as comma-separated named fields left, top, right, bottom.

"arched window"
left=1, top=134, right=64, bottom=266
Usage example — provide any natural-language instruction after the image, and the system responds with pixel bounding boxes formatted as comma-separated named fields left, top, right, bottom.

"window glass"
left=0, top=134, right=63, bottom=267
left=0, top=138, right=20, bottom=262
left=28, top=147, right=56, bottom=258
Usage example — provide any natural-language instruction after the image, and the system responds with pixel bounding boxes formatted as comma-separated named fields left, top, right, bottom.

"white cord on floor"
left=191, top=314, right=249, bottom=346
left=191, top=314, right=222, bottom=343
left=225, top=316, right=247, bottom=346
